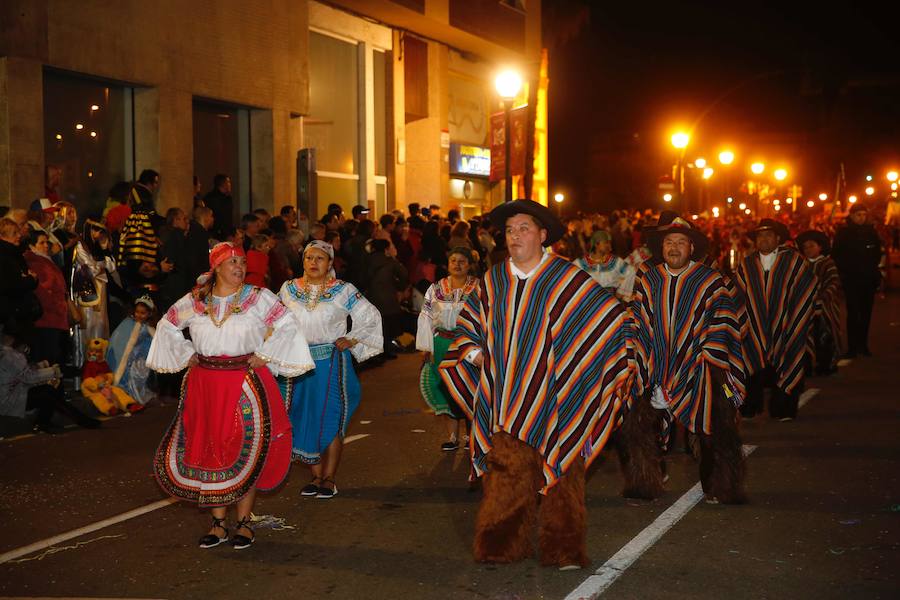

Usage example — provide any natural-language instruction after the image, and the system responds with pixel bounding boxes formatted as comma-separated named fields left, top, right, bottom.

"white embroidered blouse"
left=277, top=278, right=384, bottom=363
left=415, top=276, right=479, bottom=353
left=147, top=285, right=314, bottom=377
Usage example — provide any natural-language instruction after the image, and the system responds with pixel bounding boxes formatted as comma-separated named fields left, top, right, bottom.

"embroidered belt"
left=197, top=354, right=252, bottom=370
left=310, top=343, right=335, bottom=361
left=435, top=330, right=456, bottom=339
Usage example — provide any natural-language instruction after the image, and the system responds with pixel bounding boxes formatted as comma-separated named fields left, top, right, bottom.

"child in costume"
left=107, top=295, right=157, bottom=405
left=81, top=338, right=145, bottom=415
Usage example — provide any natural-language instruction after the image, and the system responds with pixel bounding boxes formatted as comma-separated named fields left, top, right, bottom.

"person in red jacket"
left=24, top=229, right=73, bottom=366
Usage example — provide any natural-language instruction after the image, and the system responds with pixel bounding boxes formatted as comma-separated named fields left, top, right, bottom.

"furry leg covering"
left=701, top=392, right=748, bottom=504
left=615, top=392, right=665, bottom=499
left=538, top=456, right=589, bottom=568
left=473, top=432, right=543, bottom=563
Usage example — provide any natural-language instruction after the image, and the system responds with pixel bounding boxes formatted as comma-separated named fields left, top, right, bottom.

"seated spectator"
left=0, top=323, right=100, bottom=434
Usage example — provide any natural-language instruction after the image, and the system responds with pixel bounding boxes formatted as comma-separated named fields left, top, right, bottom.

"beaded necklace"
left=297, top=277, right=336, bottom=312
left=206, top=286, right=244, bottom=328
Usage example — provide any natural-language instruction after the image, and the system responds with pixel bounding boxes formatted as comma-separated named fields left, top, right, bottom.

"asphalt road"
left=1, top=293, right=898, bottom=600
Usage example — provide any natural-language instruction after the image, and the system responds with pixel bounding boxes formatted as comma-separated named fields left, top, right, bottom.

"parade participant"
left=625, top=217, right=748, bottom=504
left=831, top=204, right=883, bottom=358
left=277, top=241, right=383, bottom=499
left=415, top=246, right=479, bottom=451
left=72, top=219, right=117, bottom=343
left=440, top=200, right=631, bottom=569
left=573, top=230, right=636, bottom=300
left=797, top=230, right=844, bottom=375
left=735, top=219, right=817, bottom=421
left=147, top=242, right=314, bottom=549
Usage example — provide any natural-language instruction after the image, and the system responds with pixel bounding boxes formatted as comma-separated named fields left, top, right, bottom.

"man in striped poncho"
left=736, top=219, right=817, bottom=421
left=624, top=217, right=748, bottom=504
left=439, top=200, right=631, bottom=569
left=797, top=229, right=844, bottom=375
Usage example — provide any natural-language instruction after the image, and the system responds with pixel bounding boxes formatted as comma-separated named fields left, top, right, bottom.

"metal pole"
left=504, top=101, right=512, bottom=203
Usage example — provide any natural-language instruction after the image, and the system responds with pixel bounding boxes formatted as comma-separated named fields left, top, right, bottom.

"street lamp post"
left=495, top=70, right=523, bottom=203
left=671, top=132, right=690, bottom=207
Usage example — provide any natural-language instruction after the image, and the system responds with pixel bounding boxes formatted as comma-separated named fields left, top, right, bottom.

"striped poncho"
left=630, top=262, right=747, bottom=435
left=735, top=248, right=817, bottom=394
left=806, top=255, right=845, bottom=363
left=439, top=255, right=631, bottom=492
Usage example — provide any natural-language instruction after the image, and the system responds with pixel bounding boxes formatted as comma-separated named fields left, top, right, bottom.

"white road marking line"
left=0, top=498, right=178, bottom=565
left=566, top=445, right=757, bottom=599
left=3, top=434, right=372, bottom=564
left=798, top=388, right=820, bottom=409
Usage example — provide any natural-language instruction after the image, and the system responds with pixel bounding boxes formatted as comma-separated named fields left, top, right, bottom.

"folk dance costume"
left=796, top=230, right=845, bottom=375
left=415, top=276, right=479, bottom=420
left=625, top=219, right=748, bottom=503
left=147, top=244, right=314, bottom=507
left=277, top=268, right=383, bottom=465
left=735, top=220, right=817, bottom=420
left=440, top=200, right=631, bottom=568
left=573, top=254, right=635, bottom=299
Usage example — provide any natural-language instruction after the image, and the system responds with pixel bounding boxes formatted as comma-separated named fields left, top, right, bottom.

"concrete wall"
left=0, top=0, right=309, bottom=211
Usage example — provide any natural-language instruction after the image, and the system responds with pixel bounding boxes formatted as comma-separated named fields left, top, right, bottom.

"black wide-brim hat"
left=488, top=199, right=565, bottom=246
left=795, top=229, right=831, bottom=254
left=646, top=216, right=709, bottom=260
left=749, top=218, right=791, bottom=242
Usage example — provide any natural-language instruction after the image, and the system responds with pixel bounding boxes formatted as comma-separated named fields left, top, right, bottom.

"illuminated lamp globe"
left=887, top=171, right=899, bottom=182
left=718, top=150, right=735, bottom=165
left=774, top=168, right=787, bottom=181
left=702, top=167, right=714, bottom=179
left=818, top=193, right=828, bottom=201
left=494, top=70, right=523, bottom=100
left=806, top=200, right=815, bottom=208
left=663, top=193, right=673, bottom=202
left=738, top=202, right=747, bottom=210
left=553, top=193, right=565, bottom=203
left=751, top=162, right=765, bottom=175
left=744, top=208, right=751, bottom=215
left=865, top=186, right=875, bottom=196
left=671, top=132, right=690, bottom=149
left=848, top=195, right=858, bottom=204
left=695, top=157, right=707, bottom=169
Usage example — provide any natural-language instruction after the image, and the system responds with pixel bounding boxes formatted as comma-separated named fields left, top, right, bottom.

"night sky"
left=547, top=1, right=900, bottom=212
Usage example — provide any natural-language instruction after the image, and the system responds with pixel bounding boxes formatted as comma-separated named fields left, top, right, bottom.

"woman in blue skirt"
left=278, top=241, right=383, bottom=498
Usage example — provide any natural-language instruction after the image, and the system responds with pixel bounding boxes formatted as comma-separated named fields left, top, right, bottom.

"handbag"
left=72, top=263, right=101, bottom=307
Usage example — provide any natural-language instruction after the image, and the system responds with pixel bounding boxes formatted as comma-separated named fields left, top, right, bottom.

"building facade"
left=1, top=0, right=544, bottom=221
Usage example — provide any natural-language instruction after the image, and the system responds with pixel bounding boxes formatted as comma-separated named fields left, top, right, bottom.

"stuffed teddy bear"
left=81, top=338, right=145, bottom=416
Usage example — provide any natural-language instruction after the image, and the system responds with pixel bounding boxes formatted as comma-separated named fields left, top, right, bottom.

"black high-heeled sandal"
left=232, top=516, right=255, bottom=549
left=198, top=516, right=229, bottom=549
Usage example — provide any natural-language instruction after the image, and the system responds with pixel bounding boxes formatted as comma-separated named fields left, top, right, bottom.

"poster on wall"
left=489, top=107, right=527, bottom=182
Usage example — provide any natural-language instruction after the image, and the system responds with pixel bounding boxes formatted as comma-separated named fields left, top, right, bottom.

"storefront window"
left=43, top=70, right=132, bottom=219
left=193, top=100, right=244, bottom=216
left=307, top=31, right=359, bottom=175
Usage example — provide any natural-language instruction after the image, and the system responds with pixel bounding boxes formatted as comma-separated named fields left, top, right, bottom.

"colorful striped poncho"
left=806, top=255, right=845, bottom=363
left=630, top=262, right=747, bottom=435
left=735, top=248, right=817, bottom=394
left=438, top=255, right=632, bottom=492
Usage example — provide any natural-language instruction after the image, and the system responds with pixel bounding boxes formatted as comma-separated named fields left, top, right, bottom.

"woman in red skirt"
left=147, top=242, right=313, bottom=549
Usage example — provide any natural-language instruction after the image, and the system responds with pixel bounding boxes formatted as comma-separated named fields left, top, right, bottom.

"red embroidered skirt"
left=153, top=354, right=291, bottom=506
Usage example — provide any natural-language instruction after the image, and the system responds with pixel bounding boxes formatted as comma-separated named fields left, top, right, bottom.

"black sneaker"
left=300, top=478, right=321, bottom=496
left=441, top=440, right=459, bottom=452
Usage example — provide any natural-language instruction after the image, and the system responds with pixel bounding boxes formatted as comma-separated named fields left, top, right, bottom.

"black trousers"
left=844, top=283, right=876, bottom=355
left=28, top=327, right=69, bottom=365
left=741, top=366, right=800, bottom=419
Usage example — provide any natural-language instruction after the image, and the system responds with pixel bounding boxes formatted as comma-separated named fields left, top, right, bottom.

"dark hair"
left=324, top=230, right=341, bottom=245
left=268, top=216, right=287, bottom=235
left=327, top=203, right=343, bottom=215
left=165, top=207, right=185, bottom=227
left=320, top=212, right=339, bottom=226
left=408, top=203, right=420, bottom=215
left=358, top=219, right=376, bottom=238
left=448, top=245, right=474, bottom=263
left=109, top=181, right=133, bottom=203
left=27, top=228, right=49, bottom=248
left=240, top=213, right=260, bottom=228
left=213, top=174, right=230, bottom=188
left=370, top=238, right=390, bottom=253
left=253, top=208, right=270, bottom=218
left=280, top=205, right=295, bottom=217
left=448, top=209, right=460, bottom=221
left=138, top=169, right=159, bottom=185
left=379, top=214, right=395, bottom=229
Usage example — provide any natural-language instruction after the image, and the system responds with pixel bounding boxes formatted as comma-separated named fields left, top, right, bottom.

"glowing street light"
left=806, top=200, right=815, bottom=208
left=663, top=193, right=673, bottom=202
left=694, top=157, right=707, bottom=169
left=671, top=132, right=690, bottom=149
left=554, top=192, right=565, bottom=203
left=751, top=162, right=765, bottom=175
left=90, top=131, right=98, bottom=138
left=786, top=197, right=793, bottom=204
left=887, top=171, right=899, bottom=182
left=866, top=175, right=873, bottom=182
left=818, top=193, right=828, bottom=201
left=90, top=104, right=100, bottom=112
left=773, top=168, right=788, bottom=181
left=773, top=198, right=780, bottom=206
left=892, top=183, right=899, bottom=192
left=744, top=208, right=752, bottom=215
left=718, top=150, right=735, bottom=165
left=54, top=133, right=62, bottom=140
left=774, top=205, right=782, bottom=212
left=727, top=196, right=734, bottom=204
left=75, top=123, right=84, bottom=130
left=738, top=202, right=747, bottom=210
left=848, top=195, right=858, bottom=204
left=712, top=206, right=720, bottom=217
left=702, top=167, right=714, bottom=179
left=865, top=186, right=875, bottom=196
left=494, top=69, right=523, bottom=100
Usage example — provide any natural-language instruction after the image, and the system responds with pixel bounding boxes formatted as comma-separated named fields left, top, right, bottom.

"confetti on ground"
left=7, top=534, right=124, bottom=563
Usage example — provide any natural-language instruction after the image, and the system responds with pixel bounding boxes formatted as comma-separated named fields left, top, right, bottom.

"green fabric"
left=419, top=334, right=463, bottom=418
